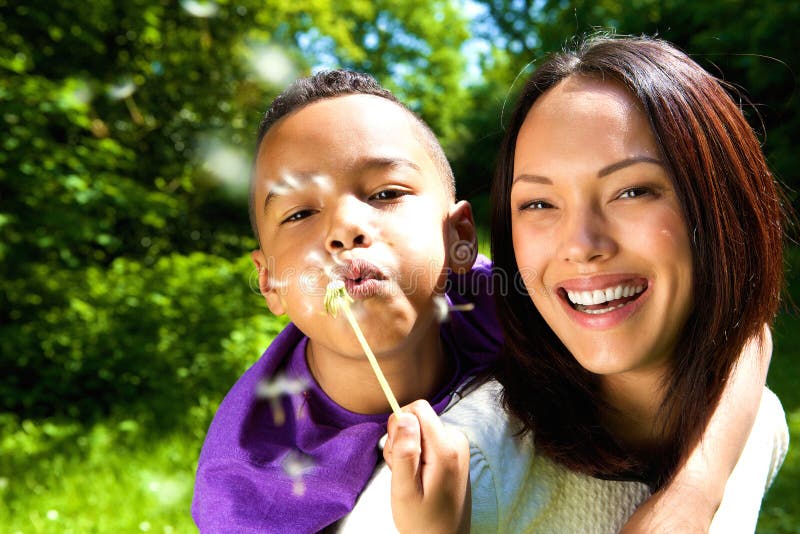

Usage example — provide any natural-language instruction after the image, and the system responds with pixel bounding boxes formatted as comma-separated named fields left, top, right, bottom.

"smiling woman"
left=491, top=35, right=787, bottom=513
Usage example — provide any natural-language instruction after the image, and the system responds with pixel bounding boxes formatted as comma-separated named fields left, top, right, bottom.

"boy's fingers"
left=405, top=400, right=458, bottom=460
left=388, top=412, right=423, bottom=502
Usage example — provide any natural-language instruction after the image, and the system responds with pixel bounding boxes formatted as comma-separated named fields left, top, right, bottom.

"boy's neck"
left=306, top=322, right=449, bottom=415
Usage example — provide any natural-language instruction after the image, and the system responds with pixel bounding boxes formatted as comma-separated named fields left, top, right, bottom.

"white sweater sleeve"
left=709, top=388, right=789, bottom=534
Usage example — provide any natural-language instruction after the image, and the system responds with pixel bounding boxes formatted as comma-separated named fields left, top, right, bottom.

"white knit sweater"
left=338, top=380, right=788, bottom=533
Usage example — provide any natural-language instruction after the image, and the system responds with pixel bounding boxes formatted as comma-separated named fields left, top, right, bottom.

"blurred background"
left=1, top=0, right=797, bottom=531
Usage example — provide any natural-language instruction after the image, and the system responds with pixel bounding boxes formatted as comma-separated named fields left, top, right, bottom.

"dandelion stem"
left=325, top=280, right=401, bottom=416
left=341, top=304, right=402, bottom=416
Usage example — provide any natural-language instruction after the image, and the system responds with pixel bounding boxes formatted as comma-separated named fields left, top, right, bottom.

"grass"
left=3, top=254, right=799, bottom=533
left=0, top=416, right=201, bottom=533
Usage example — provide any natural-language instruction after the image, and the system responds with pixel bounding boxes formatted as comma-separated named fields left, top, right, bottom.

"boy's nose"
left=325, top=198, right=373, bottom=253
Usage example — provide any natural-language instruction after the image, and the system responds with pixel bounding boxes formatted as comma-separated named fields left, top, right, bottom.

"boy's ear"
left=251, top=249, right=286, bottom=316
left=445, top=200, right=478, bottom=274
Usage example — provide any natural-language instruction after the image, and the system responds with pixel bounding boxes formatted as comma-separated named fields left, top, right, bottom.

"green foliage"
left=1, top=252, right=285, bottom=422
left=1, top=0, right=471, bottom=422
left=2, top=0, right=798, bottom=530
left=459, top=0, right=800, bottom=205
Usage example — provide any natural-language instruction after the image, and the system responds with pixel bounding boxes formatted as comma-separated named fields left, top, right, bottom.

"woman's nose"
left=325, top=196, right=373, bottom=253
left=557, top=205, right=617, bottom=264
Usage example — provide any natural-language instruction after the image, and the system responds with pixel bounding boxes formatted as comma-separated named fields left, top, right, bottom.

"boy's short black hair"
left=250, top=70, right=456, bottom=243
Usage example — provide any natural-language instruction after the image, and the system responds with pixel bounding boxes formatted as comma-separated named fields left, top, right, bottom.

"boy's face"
left=252, top=94, right=473, bottom=358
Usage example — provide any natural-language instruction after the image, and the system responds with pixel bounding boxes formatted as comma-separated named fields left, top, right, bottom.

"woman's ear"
left=251, top=249, right=286, bottom=316
left=445, top=200, right=478, bottom=274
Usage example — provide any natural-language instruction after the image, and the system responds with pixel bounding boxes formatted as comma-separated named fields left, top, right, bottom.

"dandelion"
left=324, top=280, right=401, bottom=415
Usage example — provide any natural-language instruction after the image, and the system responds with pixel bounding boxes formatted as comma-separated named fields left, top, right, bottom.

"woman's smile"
left=554, top=274, right=650, bottom=328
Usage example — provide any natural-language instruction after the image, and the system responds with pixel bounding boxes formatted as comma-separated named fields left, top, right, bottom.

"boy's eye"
left=370, top=188, right=409, bottom=201
left=281, top=209, right=316, bottom=224
left=618, top=186, right=652, bottom=200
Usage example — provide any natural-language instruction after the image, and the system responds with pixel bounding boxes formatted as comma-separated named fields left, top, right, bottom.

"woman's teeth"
left=565, top=283, right=645, bottom=314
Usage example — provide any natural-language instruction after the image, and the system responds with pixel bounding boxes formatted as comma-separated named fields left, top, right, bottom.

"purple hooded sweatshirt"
left=192, top=256, right=501, bottom=533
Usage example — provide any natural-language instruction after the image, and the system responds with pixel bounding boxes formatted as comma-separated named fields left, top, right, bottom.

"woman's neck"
left=306, top=321, right=450, bottom=415
left=599, top=367, right=668, bottom=452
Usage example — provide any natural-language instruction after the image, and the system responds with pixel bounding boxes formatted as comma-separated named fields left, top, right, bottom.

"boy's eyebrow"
left=262, top=157, right=422, bottom=214
left=263, top=171, right=317, bottom=214
left=354, top=156, right=422, bottom=174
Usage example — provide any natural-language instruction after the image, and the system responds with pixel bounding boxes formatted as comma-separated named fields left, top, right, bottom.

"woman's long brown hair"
left=490, top=36, right=785, bottom=488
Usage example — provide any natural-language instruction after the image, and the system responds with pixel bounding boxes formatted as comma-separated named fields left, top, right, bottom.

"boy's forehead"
left=260, top=95, right=422, bottom=156
left=255, top=95, right=442, bottom=192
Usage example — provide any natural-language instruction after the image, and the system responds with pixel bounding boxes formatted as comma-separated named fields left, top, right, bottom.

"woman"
left=489, top=35, right=787, bottom=528
left=357, top=36, right=786, bottom=534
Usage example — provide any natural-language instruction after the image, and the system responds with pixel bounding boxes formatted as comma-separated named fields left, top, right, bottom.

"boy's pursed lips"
left=334, top=258, right=391, bottom=300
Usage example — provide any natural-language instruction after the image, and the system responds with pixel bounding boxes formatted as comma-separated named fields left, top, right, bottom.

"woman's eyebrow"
left=512, top=174, right=552, bottom=185
left=513, top=156, right=663, bottom=186
left=597, top=156, right=663, bottom=177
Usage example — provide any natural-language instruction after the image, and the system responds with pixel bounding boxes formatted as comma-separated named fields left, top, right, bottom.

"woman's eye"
left=618, top=187, right=652, bottom=200
left=370, top=189, right=408, bottom=201
left=520, top=200, right=554, bottom=210
left=281, top=209, right=315, bottom=224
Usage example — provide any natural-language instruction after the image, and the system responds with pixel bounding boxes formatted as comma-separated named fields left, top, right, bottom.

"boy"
left=192, top=70, right=775, bottom=533
left=192, top=70, right=496, bottom=532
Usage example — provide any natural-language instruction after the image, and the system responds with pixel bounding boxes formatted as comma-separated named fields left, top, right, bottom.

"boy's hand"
left=383, top=400, right=471, bottom=534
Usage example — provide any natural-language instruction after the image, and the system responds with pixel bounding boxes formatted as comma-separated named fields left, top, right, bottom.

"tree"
left=457, top=0, right=799, bottom=203
left=0, top=0, right=472, bottom=420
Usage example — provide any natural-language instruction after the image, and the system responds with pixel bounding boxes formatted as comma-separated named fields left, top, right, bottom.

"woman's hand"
left=619, top=480, right=713, bottom=534
left=622, top=325, right=773, bottom=533
left=383, top=400, right=471, bottom=534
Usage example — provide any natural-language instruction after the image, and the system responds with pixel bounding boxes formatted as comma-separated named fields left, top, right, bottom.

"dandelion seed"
left=180, top=0, right=219, bottom=17
left=280, top=171, right=301, bottom=191
left=202, top=142, right=250, bottom=194
left=46, top=510, right=59, bottom=521
left=433, top=295, right=449, bottom=323
left=107, top=80, right=136, bottom=100
left=269, top=183, right=291, bottom=196
left=250, top=45, right=297, bottom=87
left=311, top=174, right=333, bottom=193
left=433, top=295, right=475, bottom=323
left=257, top=373, right=309, bottom=398
left=257, top=373, right=309, bottom=426
left=282, top=449, right=315, bottom=496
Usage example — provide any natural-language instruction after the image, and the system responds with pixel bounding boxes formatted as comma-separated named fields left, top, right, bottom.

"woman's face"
left=510, top=76, right=694, bottom=378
